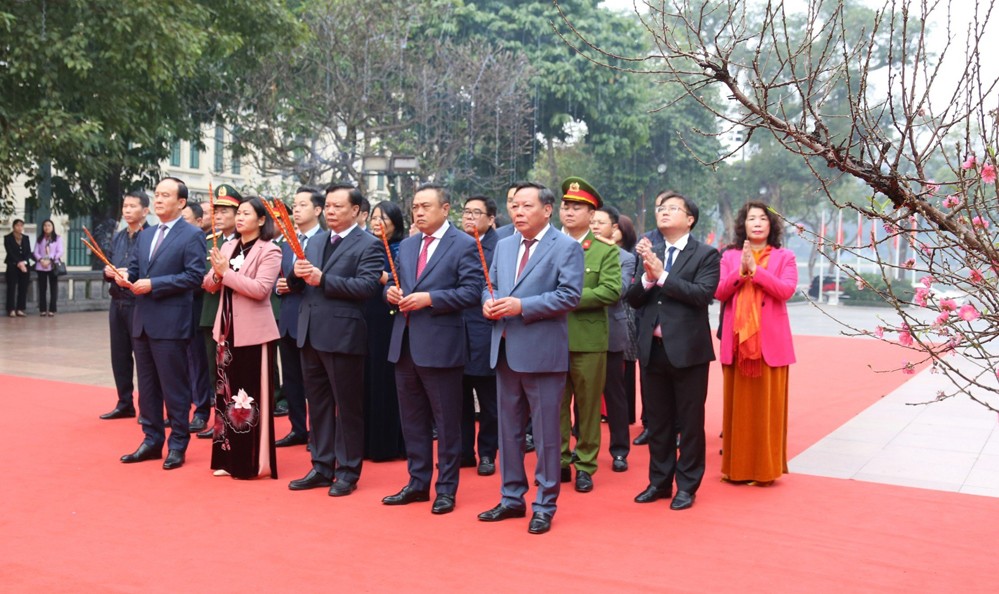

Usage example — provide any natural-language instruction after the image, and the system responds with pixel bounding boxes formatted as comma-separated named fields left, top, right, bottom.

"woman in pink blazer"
left=715, top=201, right=797, bottom=485
left=202, top=197, right=282, bottom=479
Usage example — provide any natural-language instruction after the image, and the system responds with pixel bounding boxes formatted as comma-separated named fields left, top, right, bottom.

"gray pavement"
left=2, top=303, right=997, bottom=497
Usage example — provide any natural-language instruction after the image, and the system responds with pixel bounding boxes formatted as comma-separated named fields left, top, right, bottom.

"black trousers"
left=108, top=299, right=136, bottom=409
left=603, top=350, right=631, bottom=458
left=5, top=266, right=29, bottom=313
left=278, top=333, right=308, bottom=435
left=461, top=373, right=498, bottom=461
left=36, top=270, right=58, bottom=313
left=643, top=337, right=709, bottom=495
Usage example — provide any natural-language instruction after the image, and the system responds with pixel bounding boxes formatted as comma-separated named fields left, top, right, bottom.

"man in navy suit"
left=381, top=183, right=482, bottom=515
left=274, top=186, right=325, bottom=447
left=477, top=182, right=583, bottom=535
left=459, top=196, right=500, bottom=476
left=116, top=177, right=207, bottom=470
left=286, top=183, right=383, bottom=497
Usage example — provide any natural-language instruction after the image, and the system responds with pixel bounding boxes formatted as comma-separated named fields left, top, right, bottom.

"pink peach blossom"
left=972, top=216, right=990, bottom=229
left=969, top=269, right=984, bottom=283
left=962, top=155, right=977, bottom=170
left=898, top=331, right=913, bottom=347
left=942, top=195, right=962, bottom=209
left=902, top=362, right=916, bottom=375
left=920, top=276, right=934, bottom=288
left=874, top=326, right=884, bottom=339
left=958, top=304, right=980, bottom=321
left=938, top=298, right=958, bottom=312
left=982, top=163, right=997, bottom=184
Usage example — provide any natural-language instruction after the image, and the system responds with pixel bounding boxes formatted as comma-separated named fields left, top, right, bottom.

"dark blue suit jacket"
left=463, top=227, right=498, bottom=376
left=277, top=242, right=303, bottom=340
left=386, top=223, right=483, bottom=368
left=126, top=218, right=206, bottom=340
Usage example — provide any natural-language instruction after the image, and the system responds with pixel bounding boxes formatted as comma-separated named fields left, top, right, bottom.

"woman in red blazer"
left=715, top=201, right=797, bottom=485
left=202, top=197, right=282, bottom=479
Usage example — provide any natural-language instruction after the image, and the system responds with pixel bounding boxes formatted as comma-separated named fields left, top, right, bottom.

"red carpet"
left=1, top=336, right=996, bottom=592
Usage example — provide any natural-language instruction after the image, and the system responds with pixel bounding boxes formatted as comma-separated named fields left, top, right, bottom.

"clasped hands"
left=739, top=241, right=756, bottom=276
left=386, top=286, right=432, bottom=312
left=109, top=265, right=151, bottom=294
left=635, top=237, right=664, bottom=281
left=482, top=297, right=522, bottom=320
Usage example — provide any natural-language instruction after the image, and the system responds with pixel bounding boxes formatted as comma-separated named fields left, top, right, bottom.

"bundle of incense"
left=378, top=224, right=401, bottom=294
left=263, top=199, right=305, bottom=259
left=272, top=199, right=304, bottom=258
left=206, top=181, right=217, bottom=250
left=81, top=227, right=125, bottom=280
left=473, top=227, right=494, bottom=299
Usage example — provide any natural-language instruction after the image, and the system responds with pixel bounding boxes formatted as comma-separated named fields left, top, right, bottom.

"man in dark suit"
left=116, top=177, right=207, bottom=470
left=460, top=196, right=500, bottom=476
left=274, top=186, right=325, bottom=447
left=477, top=182, right=583, bottom=535
left=286, top=182, right=383, bottom=497
left=100, top=190, right=150, bottom=419
left=626, top=190, right=720, bottom=510
left=382, top=183, right=482, bottom=514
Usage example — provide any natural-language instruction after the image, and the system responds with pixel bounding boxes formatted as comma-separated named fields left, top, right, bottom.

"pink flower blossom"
left=914, top=287, right=930, bottom=307
left=972, top=216, right=990, bottom=229
left=958, top=304, right=980, bottom=321
left=898, top=331, right=913, bottom=347
left=902, top=362, right=916, bottom=375
left=903, top=258, right=915, bottom=269
left=874, top=326, right=884, bottom=339
left=924, top=182, right=939, bottom=195
left=983, top=163, right=997, bottom=184
left=942, top=195, right=962, bottom=209
left=969, top=269, right=984, bottom=283
left=938, top=298, right=958, bottom=312
left=934, top=311, right=951, bottom=327
left=962, top=155, right=977, bottom=170
left=920, top=276, right=934, bottom=288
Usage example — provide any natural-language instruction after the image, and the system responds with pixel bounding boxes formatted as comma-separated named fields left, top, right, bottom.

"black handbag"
left=54, top=260, right=67, bottom=277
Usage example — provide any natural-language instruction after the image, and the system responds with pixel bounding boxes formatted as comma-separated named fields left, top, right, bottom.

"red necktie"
left=516, top=238, right=536, bottom=280
left=416, top=235, right=435, bottom=278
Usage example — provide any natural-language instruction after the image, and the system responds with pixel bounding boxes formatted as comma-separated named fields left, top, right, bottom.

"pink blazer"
left=714, top=246, right=797, bottom=367
left=202, top=238, right=282, bottom=347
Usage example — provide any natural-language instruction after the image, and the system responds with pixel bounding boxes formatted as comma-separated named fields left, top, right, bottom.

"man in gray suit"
left=286, top=182, right=384, bottom=497
left=382, top=183, right=483, bottom=514
left=477, top=181, right=583, bottom=535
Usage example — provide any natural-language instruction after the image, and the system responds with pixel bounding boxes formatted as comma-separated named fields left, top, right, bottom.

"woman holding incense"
left=715, top=201, right=797, bottom=486
left=202, top=197, right=282, bottom=479
left=363, top=200, right=407, bottom=461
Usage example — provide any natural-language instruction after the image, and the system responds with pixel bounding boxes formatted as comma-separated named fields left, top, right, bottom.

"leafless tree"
left=555, top=0, right=999, bottom=411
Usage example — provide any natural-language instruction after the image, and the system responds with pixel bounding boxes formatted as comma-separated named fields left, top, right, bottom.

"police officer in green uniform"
left=195, top=184, right=242, bottom=438
left=557, top=177, right=621, bottom=493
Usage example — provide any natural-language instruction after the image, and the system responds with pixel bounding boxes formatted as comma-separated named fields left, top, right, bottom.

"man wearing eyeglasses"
left=626, top=190, right=720, bottom=511
left=459, top=196, right=500, bottom=476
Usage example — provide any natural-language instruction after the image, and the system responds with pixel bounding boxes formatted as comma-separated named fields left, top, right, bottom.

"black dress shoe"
left=431, top=494, right=455, bottom=514
left=612, top=455, right=628, bottom=472
left=196, top=427, right=214, bottom=439
left=460, top=457, right=477, bottom=468
left=560, top=467, right=571, bottom=483
left=575, top=470, right=593, bottom=493
left=670, top=490, right=695, bottom=510
left=477, top=503, right=527, bottom=522
left=477, top=456, right=496, bottom=476
left=527, top=512, right=553, bottom=534
left=382, top=485, right=430, bottom=505
left=101, top=406, right=136, bottom=420
left=633, top=428, right=650, bottom=445
left=275, top=431, right=308, bottom=447
left=120, top=443, right=162, bottom=463
left=162, top=449, right=185, bottom=470
left=634, top=484, right=671, bottom=503
left=524, top=433, right=536, bottom=453
left=189, top=417, right=207, bottom=432
left=288, top=469, right=333, bottom=491
left=328, top=481, right=357, bottom=497
left=274, top=400, right=289, bottom=417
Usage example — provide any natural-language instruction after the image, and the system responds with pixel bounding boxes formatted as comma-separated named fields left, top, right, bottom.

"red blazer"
left=202, top=238, right=282, bottom=347
left=714, top=246, right=797, bottom=367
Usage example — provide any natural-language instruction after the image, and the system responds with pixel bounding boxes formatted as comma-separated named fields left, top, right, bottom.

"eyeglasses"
left=462, top=208, right=487, bottom=217
left=655, top=205, right=689, bottom=215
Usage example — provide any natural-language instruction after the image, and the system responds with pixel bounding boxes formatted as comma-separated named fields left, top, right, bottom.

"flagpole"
left=817, top=210, right=826, bottom=302
left=830, top=209, right=842, bottom=305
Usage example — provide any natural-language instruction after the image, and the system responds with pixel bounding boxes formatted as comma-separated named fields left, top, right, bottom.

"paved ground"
left=2, top=302, right=997, bottom=497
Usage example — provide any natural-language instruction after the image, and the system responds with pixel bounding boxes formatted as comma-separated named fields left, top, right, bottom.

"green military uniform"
left=558, top=178, right=622, bottom=479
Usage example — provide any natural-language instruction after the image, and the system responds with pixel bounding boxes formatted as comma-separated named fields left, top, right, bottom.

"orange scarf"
left=733, top=245, right=771, bottom=377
